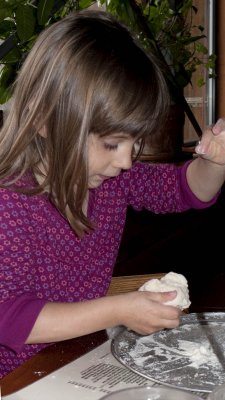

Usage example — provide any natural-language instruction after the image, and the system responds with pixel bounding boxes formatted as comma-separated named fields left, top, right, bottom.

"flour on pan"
left=128, top=335, right=220, bottom=369
left=112, top=313, right=225, bottom=392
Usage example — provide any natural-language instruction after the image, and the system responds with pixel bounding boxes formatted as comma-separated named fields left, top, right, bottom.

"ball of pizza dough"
left=139, top=272, right=191, bottom=310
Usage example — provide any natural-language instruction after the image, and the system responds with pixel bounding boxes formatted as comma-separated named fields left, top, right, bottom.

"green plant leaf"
left=37, top=0, right=54, bottom=26
left=1, top=47, right=21, bottom=64
left=79, top=0, right=95, bottom=9
left=205, top=54, right=217, bottom=70
left=0, top=19, right=15, bottom=39
left=195, top=42, right=208, bottom=54
left=0, top=85, right=12, bottom=104
left=180, top=35, right=206, bottom=45
left=0, top=0, right=23, bottom=6
left=0, top=64, right=12, bottom=82
left=0, top=7, right=13, bottom=23
left=16, top=4, right=35, bottom=42
left=197, top=77, right=205, bottom=87
left=0, top=64, right=14, bottom=104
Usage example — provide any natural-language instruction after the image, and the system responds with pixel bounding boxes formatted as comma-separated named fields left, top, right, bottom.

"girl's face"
left=87, top=132, right=136, bottom=189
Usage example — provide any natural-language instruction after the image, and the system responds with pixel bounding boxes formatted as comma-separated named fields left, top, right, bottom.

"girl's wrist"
left=104, top=293, right=131, bottom=328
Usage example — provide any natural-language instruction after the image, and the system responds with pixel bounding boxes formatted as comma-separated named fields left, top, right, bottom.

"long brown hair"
left=0, top=9, right=169, bottom=236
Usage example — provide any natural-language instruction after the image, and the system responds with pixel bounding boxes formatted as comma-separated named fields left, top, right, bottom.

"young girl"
left=0, top=9, right=225, bottom=378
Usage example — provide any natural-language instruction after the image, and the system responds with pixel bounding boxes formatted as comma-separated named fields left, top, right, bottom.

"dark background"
left=114, top=181, right=225, bottom=312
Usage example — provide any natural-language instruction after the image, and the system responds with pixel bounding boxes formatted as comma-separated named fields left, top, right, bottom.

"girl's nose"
left=114, top=152, right=132, bottom=170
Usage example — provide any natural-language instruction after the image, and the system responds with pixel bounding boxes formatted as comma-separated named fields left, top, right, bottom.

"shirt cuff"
left=179, top=160, right=220, bottom=209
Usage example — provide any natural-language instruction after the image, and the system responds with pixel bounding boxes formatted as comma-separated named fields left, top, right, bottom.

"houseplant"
left=100, top=0, right=215, bottom=90
left=0, top=0, right=83, bottom=104
left=0, top=0, right=216, bottom=159
left=98, top=0, right=216, bottom=159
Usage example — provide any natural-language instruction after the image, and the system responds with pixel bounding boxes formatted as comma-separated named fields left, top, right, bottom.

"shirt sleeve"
left=122, top=161, right=219, bottom=213
left=0, top=186, right=47, bottom=353
left=0, top=294, right=46, bottom=353
left=178, top=160, right=220, bottom=209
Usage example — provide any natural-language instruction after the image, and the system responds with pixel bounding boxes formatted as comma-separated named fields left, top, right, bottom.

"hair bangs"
left=89, top=54, right=169, bottom=141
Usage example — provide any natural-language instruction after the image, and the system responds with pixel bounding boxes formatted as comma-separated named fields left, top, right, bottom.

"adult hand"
left=212, top=118, right=225, bottom=135
left=195, top=118, right=225, bottom=165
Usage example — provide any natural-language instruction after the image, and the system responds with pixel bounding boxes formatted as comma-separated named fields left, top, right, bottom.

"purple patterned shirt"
left=0, top=161, right=216, bottom=377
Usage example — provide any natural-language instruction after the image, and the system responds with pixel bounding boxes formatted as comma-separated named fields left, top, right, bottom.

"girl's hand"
left=117, top=290, right=181, bottom=335
left=26, top=290, right=181, bottom=344
left=195, top=118, right=225, bottom=165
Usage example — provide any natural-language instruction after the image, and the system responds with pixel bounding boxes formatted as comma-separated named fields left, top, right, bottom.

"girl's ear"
left=33, top=118, right=47, bottom=138
left=32, top=109, right=47, bottom=137
left=37, top=125, right=47, bottom=138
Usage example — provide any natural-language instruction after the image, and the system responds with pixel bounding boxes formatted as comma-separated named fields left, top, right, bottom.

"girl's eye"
left=104, top=143, right=118, bottom=151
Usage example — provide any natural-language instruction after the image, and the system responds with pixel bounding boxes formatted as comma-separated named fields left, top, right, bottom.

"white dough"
left=139, top=271, right=191, bottom=310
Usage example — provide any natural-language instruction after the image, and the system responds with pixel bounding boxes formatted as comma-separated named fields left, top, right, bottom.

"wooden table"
left=1, top=274, right=164, bottom=396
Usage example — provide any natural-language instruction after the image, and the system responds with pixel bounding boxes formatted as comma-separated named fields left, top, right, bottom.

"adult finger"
left=212, top=118, right=225, bottom=135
